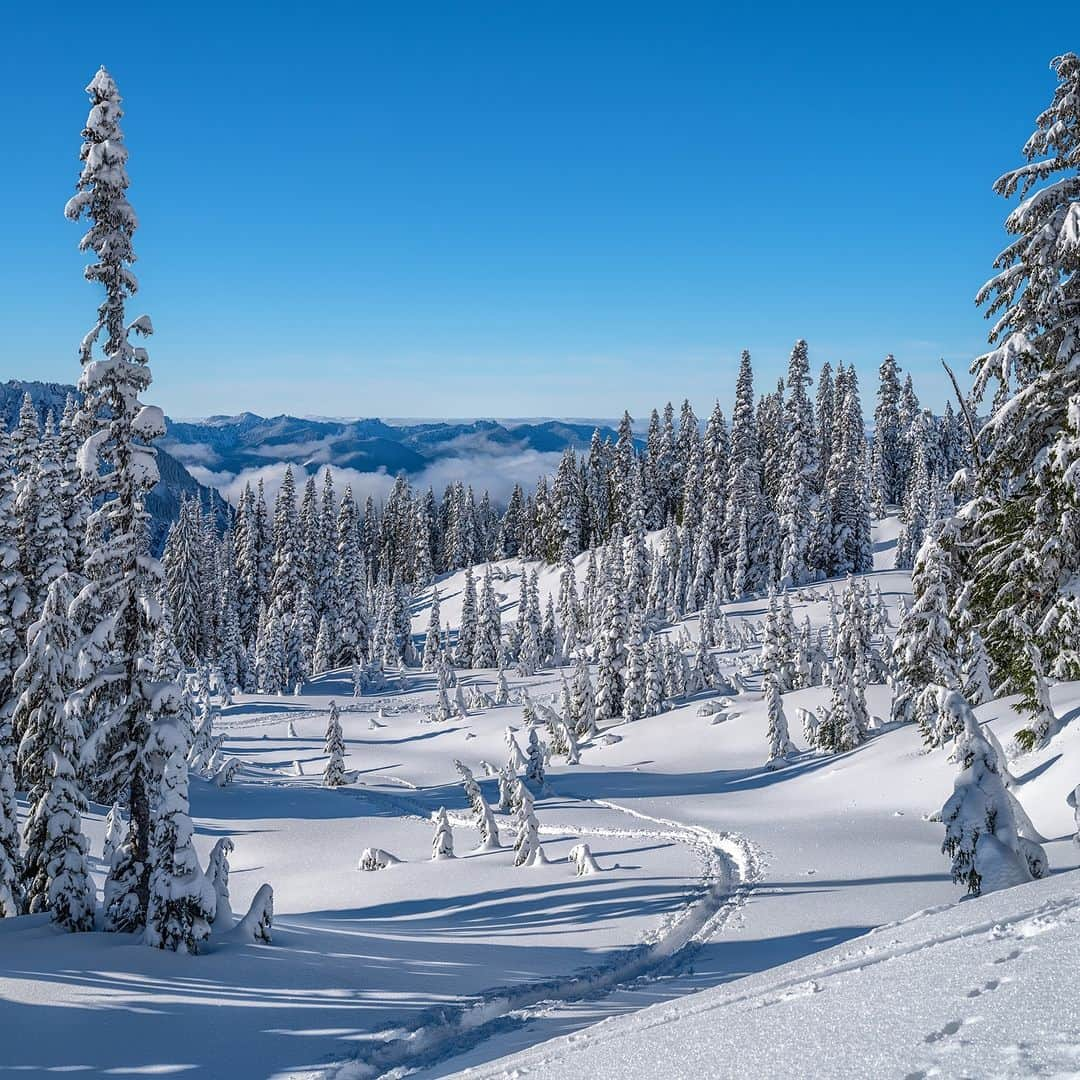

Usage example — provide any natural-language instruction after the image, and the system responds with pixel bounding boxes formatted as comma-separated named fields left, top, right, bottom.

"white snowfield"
left=458, top=865, right=1080, bottom=1080
left=2, top=523, right=1078, bottom=1078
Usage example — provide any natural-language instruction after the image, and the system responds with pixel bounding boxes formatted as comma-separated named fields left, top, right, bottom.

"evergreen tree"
left=323, top=701, right=346, bottom=787
left=525, top=727, right=545, bottom=785
left=66, top=68, right=186, bottom=932
left=457, top=566, right=478, bottom=666
left=15, top=576, right=93, bottom=929
left=422, top=587, right=442, bottom=671
left=725, top=351, right=763, bottom=588
left=474, top=565, right=502, bottom=668
left=144, top=716, right=216, bottom=952
left=454, top=760, right=500, bottom=850
left=763, top=669, right=796, bottom=768
left=960, top=53, right=1080, bottom=716
left=940, top=689, right=1043, bottom=896
left=621, top=615, right=646, bottom=722
left=778, top=343, right=820, bottom=589
left=431, top=807, right=454, bottom=860
left=890, top=530, right=961, bottom=744
left=513, top=780, right=541, bottom=867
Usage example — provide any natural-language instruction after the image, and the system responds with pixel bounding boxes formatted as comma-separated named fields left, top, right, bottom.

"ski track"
left=277, top=768, right=762, bottom=1080
left=458, top=892, right=1080, bottom=1080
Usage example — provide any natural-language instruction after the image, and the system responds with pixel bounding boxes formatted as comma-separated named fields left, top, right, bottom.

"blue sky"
left=6, top=3, right=1073, bottom=419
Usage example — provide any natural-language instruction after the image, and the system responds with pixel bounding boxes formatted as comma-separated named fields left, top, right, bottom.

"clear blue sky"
left=6, top=3, right=1074, bottom=419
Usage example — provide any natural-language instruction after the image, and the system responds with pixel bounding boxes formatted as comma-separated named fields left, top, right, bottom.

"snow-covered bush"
left=940, top=689, right=1045, bottom=896
left=359, top=848, right=400, bottom=871
left=569, top=842, right=601, bottom=875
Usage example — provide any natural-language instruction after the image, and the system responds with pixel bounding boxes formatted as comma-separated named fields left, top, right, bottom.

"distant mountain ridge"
left=0, top=380, right=231, bottom=552
left=160, top=412, right=629, bottom=482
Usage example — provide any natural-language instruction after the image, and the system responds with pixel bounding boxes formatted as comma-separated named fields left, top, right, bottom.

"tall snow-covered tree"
left=323, top=701, right=346, bottom=787
left=65, top=67, right=185, bottom=932
left=960, top=53, right=1080, bottom=721
left=144, top=715, right=216, bottom=952
left=778, top=340, right=819, bottom=589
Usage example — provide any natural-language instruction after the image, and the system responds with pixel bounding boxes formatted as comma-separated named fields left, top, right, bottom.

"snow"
left=462, top=866, right=1080, bottom=1080
left=2, top=520, right=1079, bottom=1077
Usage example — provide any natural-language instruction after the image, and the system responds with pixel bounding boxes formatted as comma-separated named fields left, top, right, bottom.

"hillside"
left=1, top=521, right=1077, bottom=1079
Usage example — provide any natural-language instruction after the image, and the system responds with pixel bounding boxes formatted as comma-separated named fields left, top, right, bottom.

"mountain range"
left=0, top=380, right=231, bottom=552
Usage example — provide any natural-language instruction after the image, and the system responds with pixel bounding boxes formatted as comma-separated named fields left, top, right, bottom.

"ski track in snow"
left=459, top=890, right=1080, bottom=1079
left=288, top=773, right=763, bottom=1080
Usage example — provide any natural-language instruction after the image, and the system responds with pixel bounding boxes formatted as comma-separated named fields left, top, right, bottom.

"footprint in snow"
left=924, top=1019, right=962, bottom=1043
left=965, top=978, right=1005, bottom=998
left=992, top=948, right=1022, bottom=964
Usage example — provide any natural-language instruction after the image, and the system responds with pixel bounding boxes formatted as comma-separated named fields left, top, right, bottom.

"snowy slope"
left=2, top=520, right=1079, bottom=1079
left=456, top=865, right=1080, bottom=1080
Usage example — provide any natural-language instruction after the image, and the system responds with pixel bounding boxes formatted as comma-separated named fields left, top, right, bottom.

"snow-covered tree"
left=621, top=616, right=646, bottom=722
left=15, top=576, right=94, bottom=929
left=454, top=760, right=500, bottom=850
left=525, top=726, right=545, bottom=785
left=144, top=715, right=217, bottom=952
left=323, top=701, right=346, bottom=787
left=473, top=565, right=502, bottom=668
left=960, top=53, right=1080, bottom=715
left=940, top=689, right=1045, bottom=896
left=513, top=780, right=540, bottom=867
left=778, top=340, right=820, bottom=588
left=204, top=836, right=234, bottom=930
left=456, top=566, right=478, bottom=666
left=890, top=529, right=961, bottom=745
left=763, top=670, right=796, bottom=768
left=431, top=807, right=455, bottom=860
left=65, top=68, right=185, bottom=932
left=422, top=587, right=442, bottom=671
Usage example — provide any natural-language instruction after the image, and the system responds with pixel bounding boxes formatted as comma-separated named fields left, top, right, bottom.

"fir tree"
left=323, top=702, right=346, bottom=787
left=941, top=689, right=1042, bottom=896
left=431, top=807, right=455, bottom=860
left=144, top=716, right=216, bottom=952
left=66, top=68, right=185, bottom=931
left=763, top=669, right=796, bottom=768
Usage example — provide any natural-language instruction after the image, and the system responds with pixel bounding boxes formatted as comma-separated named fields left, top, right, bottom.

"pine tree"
left=323, top=701, right=346, bottom=787
left=725, top=351, right=763, bottom=588
left=0, top=420, right=30, bottom=746
left=940, top=689, right=1043, bottom=896
left=103, top=803, right=124, bottom=864
left=525, top=727, right=545, bottom=785
left=959, top=53, right=1080, bottom=717
left=0, top=722, right=20, bottom=917
left=454, top=760, right=500, bottom=850
left=15, top=576, right=93, bottom=927
left=431, top=807, right=455, bottom=859
left=422, top=587, right=442, bottom=671
left=778, top=340, right=820, bottom=588
left=820, top=579, right=869, bottom=752
left=890, top=530, right=961, bottom=744
left=871, top=354, right=904, bottom=509
left=513, top=780, right=541, bottom=867
left=621, top=615, right=646, bottom=722
left=144, top=716, right=216, bottom=952
left=644, top=634, right=665, bottom=717
left=570, top=658, right=597, bottom=738
left=763, top=669, right=796, bottom=768
left=474, top=565, right=502, bottom=668
left=457, top=566, right=478, bottom=666
left=594, top=562, right=626, bottom=720
left=65, top=68, right=186, bottom=932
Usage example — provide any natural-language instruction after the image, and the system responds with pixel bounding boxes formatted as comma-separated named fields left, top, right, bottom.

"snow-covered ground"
left=2, top=521, right=1078, bottom=1079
